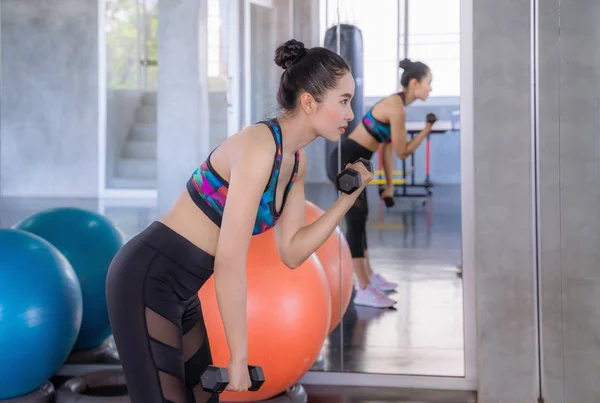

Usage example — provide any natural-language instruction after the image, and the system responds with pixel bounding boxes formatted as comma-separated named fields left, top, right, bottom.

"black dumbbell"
left=426, top=113, right=438, bottom=124
left=378, top=187, right=395, bottom=208
left=200, top=366, right=229, bottom=394
left=200, top=365, right=265, bottom=394
left=248, top=365, right=265, bottom=391
left=335, top=157, right=374, bottom=194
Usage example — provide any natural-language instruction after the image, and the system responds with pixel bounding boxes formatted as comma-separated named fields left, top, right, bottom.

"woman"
left=105, top=39, right=372, bottom=403
left=327, top=58, right=437, bottom=309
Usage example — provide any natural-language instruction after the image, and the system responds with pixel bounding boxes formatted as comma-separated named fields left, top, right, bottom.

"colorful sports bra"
left=186, top=119, right=300, bottom=235
left=361, top=92, right=406, bottom=144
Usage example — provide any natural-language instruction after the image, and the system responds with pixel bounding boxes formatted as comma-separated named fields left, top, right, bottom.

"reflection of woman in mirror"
left=327, top=58, right=437, bottom=309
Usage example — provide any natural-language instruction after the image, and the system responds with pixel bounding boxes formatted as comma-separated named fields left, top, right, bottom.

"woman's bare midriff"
left=347, top=123, right=381, bottom=152
left=158, top=190, right=220, bottom=257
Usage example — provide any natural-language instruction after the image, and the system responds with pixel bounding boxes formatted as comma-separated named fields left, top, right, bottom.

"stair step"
left=209, top=91, right=228, bottom=104
left=109, top=177, right=157, bottom=190
left=209, top=108, right=228, bottom=122
left=116, top=158, right=156, bottom=180
left=142, top=91, right=157, bottom=106
left=136, top=105, right=156, bottom=123
left=130, top=123, right=156, bottom=141
left=123, top=140, right=157, bottom=159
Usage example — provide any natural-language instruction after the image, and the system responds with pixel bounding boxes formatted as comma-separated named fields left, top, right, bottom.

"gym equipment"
left=248, top=366, right=265, bottom=391
left=324, top=24, right=365, bottom=181
left=0, top=229, right=82, bottom=400
left=200, top=365, right=265, bottom=394
left=376, top=119, right=452, bottom=204
left=305, top=201, right=353, bottom=333
left=14, top=207, right=125, bottom=351
left=65, top=337, right=119, bottom=365
left=55, top=369, right=128, bottom=402
left=198, top=230, right=331, bottom=402
left=426, top=112, right=438, bottom=124
left=378, top=187, right=395, bottom=207
left=1, top=381, right=56, bottom=403
left=335, top=157, right=374, bottom=194
left=200, top=366, right=228, bottom=393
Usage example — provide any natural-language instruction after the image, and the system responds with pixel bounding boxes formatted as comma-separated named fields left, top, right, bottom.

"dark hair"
left=399, top=58, right=430, bottom=88
left=274, top=39, right=351, bottom=111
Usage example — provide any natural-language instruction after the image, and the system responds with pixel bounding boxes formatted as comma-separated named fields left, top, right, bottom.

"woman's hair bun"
left=399, top=58, right=413, bottom=70
left=275, top=39, right=308, bottom=70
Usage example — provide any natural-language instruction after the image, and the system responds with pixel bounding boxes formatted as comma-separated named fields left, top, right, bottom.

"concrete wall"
left=538, top=1, right=563, bottom=401
left=539, top=1, right=600, bottom=402
left=473, top=0, right=538, bottom=402
left=0, top=0, right=99, bottom=197
left=473, top=0, right=600, bottom=401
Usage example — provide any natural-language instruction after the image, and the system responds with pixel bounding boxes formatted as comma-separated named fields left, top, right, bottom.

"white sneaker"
left=353, top=284, right=397, bottom=308
left=370, top=272, right=398, bottom=292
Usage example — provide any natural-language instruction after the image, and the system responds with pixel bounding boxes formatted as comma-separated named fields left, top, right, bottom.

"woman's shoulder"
left=376, top=93, right=405, bottom=116
left=384, top=92, right=405, bottom=106
left=219, top=122, right=277, bottom=159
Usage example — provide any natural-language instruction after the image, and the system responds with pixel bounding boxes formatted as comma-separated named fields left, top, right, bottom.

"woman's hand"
left=380, top=187, right=394, bottom=199
left=225, top=359, right=251, bottom=392
left=379, top=186, right=395, bottom=208
left=344, top=160, right=374, bottom=195
left=425, top=112, right=438, bottom=127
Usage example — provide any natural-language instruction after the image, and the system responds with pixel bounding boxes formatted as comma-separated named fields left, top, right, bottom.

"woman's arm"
left=274, top=151, right=372, bottom=268
left=213, top=132, right=275, bottom=364
left=381, top=143, right=395, bottom=192
left=389, top=106, right=432, bottom=160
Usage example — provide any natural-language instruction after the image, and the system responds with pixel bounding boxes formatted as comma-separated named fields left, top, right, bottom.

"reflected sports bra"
left=361, top=92, right=406, bottom=144
left=186, top=119, right=300, bottom=235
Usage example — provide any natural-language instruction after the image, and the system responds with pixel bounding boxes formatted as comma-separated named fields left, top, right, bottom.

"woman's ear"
left=409, top=77, right=419, bottom=91
left=299, top=92, right=316, bottom=114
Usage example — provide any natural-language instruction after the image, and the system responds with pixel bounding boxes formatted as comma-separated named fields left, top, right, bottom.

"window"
left=405, top=0, right=460, bottom=96
left=320, top=0, right=399, bottom=97
left=320, top=0, right=460, bottom=97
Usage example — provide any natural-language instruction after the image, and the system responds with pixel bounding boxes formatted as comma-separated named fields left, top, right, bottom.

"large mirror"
left=316, top=0, right=465, bottom=378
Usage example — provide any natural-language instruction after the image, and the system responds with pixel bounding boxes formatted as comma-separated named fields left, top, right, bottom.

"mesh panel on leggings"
left=158, top=371, right=186, bottom=403
left=183, top=321, right=215, bottom=402
left=146, top=307, right=188, bottom=402
left=183, top=321, right=206, bottom=361
left=146, top=307, right=182, bottom=349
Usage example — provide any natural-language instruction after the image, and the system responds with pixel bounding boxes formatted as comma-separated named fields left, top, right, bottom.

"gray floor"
left=304, top=384, right=476, bottom=403
left=304, top=184, right=464, bottom=377
left=0, top=183, right=466, bottom=399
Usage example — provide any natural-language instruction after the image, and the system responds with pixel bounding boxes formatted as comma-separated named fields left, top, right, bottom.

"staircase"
left=109, top=89, right=230, bottom=190
left=112, top=92, right=157, bottom=189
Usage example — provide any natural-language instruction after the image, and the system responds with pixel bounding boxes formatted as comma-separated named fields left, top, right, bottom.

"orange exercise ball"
left=305, top=201, right=354, bottom=334
left=198, top=230, right=331, bottom=402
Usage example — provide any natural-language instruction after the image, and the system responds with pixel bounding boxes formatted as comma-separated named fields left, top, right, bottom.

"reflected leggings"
left=106, top=221, right=218, bottom=403
left=327, top=138, right=374, bottom=258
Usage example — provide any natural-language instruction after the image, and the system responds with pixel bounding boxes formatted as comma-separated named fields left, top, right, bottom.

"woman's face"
left=412, top=71, right=433, bottom=101
left=311, top=72, right=356, bottom=142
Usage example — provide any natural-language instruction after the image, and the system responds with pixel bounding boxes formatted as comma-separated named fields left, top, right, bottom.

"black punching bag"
left=324, top=24, right=364, bottom=180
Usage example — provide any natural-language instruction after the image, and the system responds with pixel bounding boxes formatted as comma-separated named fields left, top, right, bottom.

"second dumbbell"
left=335, top=157, right=374, bottom=195
left=200, top=365, right=265, bottom=394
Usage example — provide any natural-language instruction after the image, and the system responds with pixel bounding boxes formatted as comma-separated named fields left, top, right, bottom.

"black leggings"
left=327, top=138, right=374, bottom=259
left=106, top=221, right=218, bottom=403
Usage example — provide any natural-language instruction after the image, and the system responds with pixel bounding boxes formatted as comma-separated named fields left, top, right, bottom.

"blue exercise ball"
left=0, top=229, right=83, bottom=400
left=14, top=207, right=125, bottom=351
